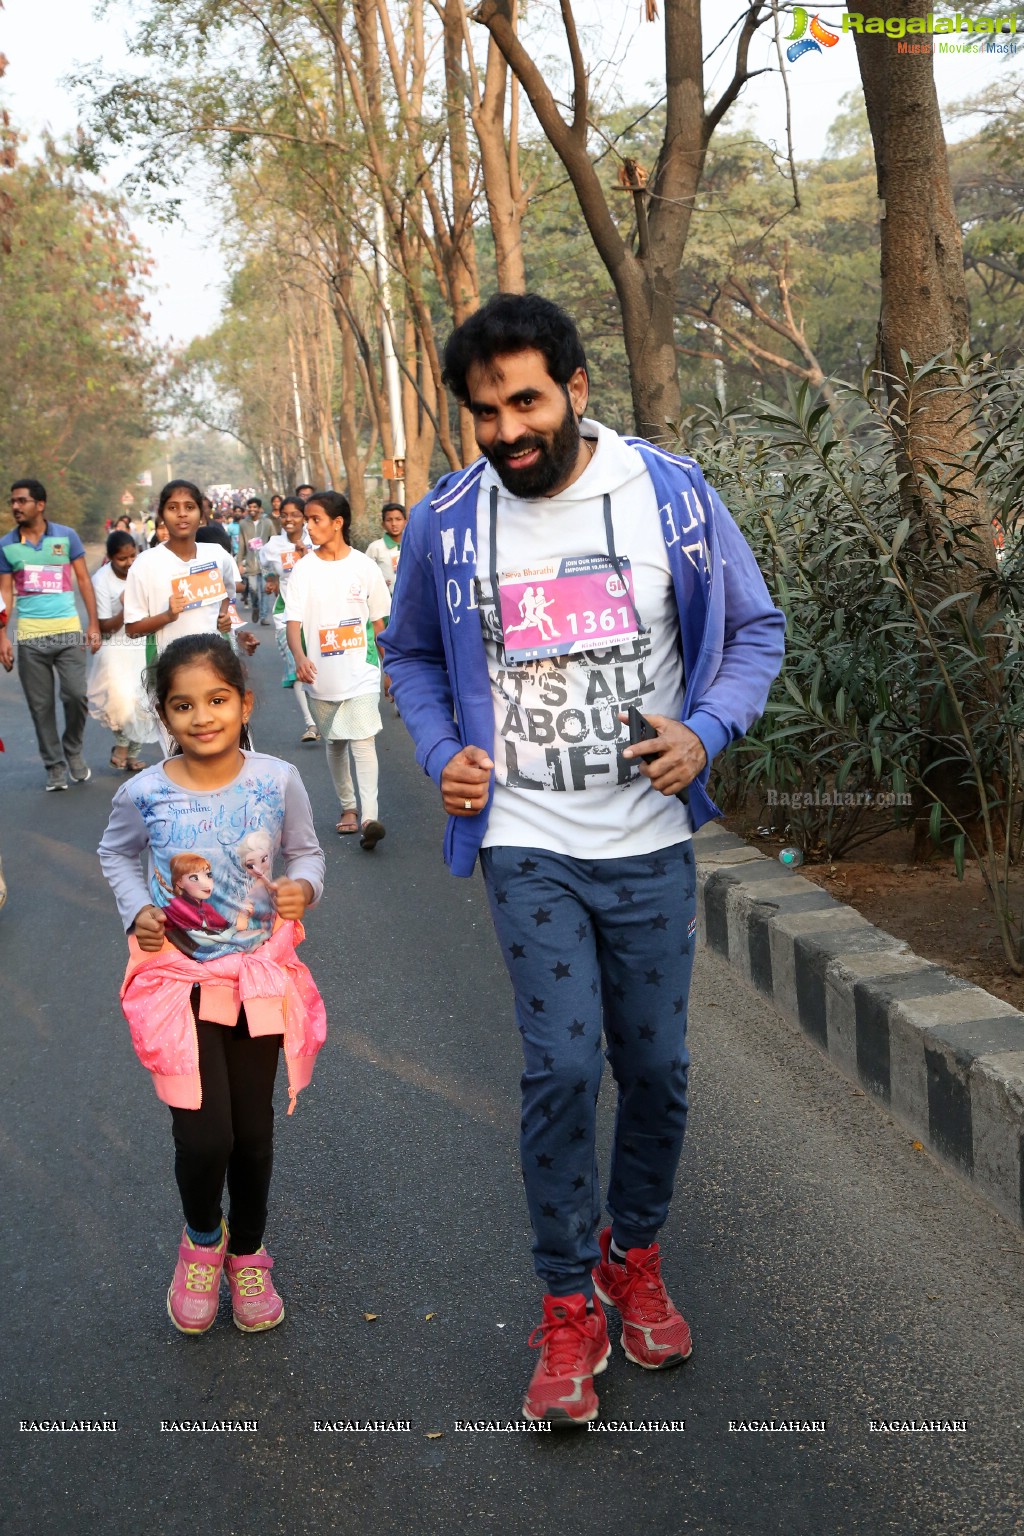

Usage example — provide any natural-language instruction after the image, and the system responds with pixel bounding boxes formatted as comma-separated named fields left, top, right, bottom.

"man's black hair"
left=295, top=483, right=315, bottom=496
left=442, top=293, right=587, bottom=408
left=381, top=501, right=406, bottom=519
left=11, top=477, right=47, bottom=504
left=246, top=496, right=263, bottom=509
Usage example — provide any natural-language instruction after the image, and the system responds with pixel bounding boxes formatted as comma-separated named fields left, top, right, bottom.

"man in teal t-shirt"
left=0, top=477, right=101, bottom=790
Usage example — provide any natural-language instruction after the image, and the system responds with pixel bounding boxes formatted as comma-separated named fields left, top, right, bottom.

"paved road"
left=1, top=625, right=1022, bottom=1536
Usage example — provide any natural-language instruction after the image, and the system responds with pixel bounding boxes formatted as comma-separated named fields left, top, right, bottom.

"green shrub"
left=680, top=354, right=1024, bottom=967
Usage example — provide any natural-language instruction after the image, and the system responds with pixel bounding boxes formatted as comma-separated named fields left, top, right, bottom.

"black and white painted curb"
left=694, top=824, right=1024, bottom=1230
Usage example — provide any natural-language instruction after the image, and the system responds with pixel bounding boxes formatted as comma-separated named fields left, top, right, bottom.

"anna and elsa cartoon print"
left=154, top=828, right=277, bottom=959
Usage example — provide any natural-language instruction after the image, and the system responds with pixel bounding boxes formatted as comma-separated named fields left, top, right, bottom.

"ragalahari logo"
left=785, top=8, right=841, bottom=61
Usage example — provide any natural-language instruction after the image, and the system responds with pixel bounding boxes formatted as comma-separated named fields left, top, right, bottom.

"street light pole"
left=374, top=204, right=406, bottom=506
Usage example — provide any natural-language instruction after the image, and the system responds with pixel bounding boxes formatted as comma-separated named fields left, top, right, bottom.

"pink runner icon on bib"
left=497, top=555, right=638, bottom=664
left=17, top=565, right=68, bottom=595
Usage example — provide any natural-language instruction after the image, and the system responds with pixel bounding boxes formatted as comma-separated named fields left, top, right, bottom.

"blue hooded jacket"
left=381, top=436, right=786, bottom=876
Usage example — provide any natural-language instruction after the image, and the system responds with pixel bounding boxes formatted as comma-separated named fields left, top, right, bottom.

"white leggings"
left=275, top=627, right=315, bottom=729
left=326, top=737, right=379, bottom=823
left=294, top=682, right=315, bottom=730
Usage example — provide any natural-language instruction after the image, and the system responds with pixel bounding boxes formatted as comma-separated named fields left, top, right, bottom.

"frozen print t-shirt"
left=97, top=752, right=326, bottom=962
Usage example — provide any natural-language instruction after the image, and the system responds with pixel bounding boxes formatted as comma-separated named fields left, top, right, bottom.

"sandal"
left=336, top=811, right=359, bottom=835
left=126, top=757, right=146, bottom=772
left=360, top=819, right=386, bottom=851
left=110, top=747, right=128, bottom=771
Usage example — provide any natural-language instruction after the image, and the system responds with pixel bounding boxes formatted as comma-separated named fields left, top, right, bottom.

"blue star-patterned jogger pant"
left=480, top=840, right=697, bottom=1297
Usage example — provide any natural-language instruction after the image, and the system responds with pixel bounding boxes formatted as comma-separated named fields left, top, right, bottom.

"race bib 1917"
left=16, top=565, right=67, bottom=595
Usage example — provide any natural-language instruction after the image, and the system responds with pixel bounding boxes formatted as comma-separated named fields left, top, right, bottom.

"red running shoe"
left=592, top=1227, right=692, bottom=1370
left=522, top=1292, right=611, bottom=1427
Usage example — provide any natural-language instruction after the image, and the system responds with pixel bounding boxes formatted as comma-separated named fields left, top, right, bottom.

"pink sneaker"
left=166, top=1223, right=228, bottom=1334
left=225, top=1248, right=285, bottom=1332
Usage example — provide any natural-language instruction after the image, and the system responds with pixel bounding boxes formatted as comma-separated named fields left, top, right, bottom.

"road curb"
left=694, top=824, right=1024, bottom=1230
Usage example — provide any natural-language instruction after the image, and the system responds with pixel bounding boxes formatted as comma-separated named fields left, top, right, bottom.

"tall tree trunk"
left=853, top=0, right=997, bottom=857
left=475, top=0, right=769, bottom=438
left=457, top=0, right=528, bottom=292
left=441, top=0, right=482, bottom=322
left=403, top=309, right=437, bottom=505
left=852, top=0, right=985, bottom=538
left=331, top=269, right=370, bottom=535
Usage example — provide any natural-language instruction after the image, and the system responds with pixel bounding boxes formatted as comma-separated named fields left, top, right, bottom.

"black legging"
left=170, top=1001, right=281, bottom=1256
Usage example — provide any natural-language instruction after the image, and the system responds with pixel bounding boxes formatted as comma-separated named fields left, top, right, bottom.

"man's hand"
left=237, top=630, right=260, bottom=655
left=168, top=592, right=190, bottom=617
left=85, top=625, right=101, bottom=655
left=382, top=671, right=393, bottom=700
left=216, top=602, right=232, bottom=633
left=294, top=656, right=316, bottom=684
left=0, top=632, right=13, bottom=673
left=133, top=904, right=167, bottom=953
left=619, top=712, right=707, bottom=797
left=266, top=877, right=311, bottom=921
left=441, top=745, right=495, bottom=817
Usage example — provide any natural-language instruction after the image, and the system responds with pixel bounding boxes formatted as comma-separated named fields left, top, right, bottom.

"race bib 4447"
left=171, top=564, right=227, bottom=610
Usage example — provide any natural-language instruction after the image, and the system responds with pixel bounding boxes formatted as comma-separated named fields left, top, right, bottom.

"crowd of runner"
left=0, top=294, right=785, bottom=1427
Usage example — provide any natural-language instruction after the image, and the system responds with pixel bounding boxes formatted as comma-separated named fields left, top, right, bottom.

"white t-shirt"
left=476, top=419, right=691, bottom=859
left=283, top=546, right=391, bottom=702
left=93, top=562, right=129, bottom=624
left=365, top=536, right=401, bottom=592
left=259, top=532, right=313, bottom=630
left=123, top=544, right=241, bottom=654
left=93, top=561, right=147, bottom=648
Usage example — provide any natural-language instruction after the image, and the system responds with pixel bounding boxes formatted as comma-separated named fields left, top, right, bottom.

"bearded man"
left=381, top=293, right=785, bottom=1427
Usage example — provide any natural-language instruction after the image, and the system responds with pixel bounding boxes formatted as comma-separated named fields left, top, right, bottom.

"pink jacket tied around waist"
left=120, top=919, right=326, bottom=1114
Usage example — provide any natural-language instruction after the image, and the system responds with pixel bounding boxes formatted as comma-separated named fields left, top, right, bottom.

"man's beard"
left=484, top=396, right=581, bottom=498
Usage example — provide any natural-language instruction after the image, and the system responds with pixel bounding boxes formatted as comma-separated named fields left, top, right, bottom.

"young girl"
left=88, top=529, right=157, bottom=771
left=97, top=634, right=326, bottom=1336
left=123, top=480, right=257, bottom=659
left=258, top=496, right=318, bottom=744
left=284, top=490, right=391, bottom=849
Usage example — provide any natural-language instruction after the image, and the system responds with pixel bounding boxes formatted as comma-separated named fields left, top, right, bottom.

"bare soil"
left=722, top=815, right=1024, bottom=1014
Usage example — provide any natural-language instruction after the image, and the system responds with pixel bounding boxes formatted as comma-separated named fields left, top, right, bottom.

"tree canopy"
left=0, top=116, right=155, bottom=528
